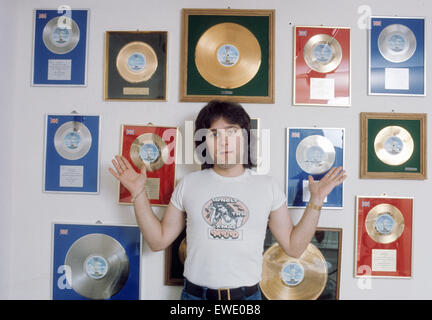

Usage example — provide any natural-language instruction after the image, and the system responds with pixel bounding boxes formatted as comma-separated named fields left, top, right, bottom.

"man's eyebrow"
left=208, top=125, right=240, bottom=132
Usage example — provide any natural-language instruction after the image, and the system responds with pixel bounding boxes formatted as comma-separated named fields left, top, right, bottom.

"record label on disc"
left=217, top=44, right=240, bottom=66
left=85, top=255, right=109, bottom=279
left=139, top=142, right=160, bottom=163
left=127, top=52, right=146, bottom=72
left=375, top=213, right=395, bottom=235
left=64, top=131, right=81, bottom=150
left=281, top=262, right=305, bottom=287
left=313, top=43, right=333, bottom=63
left=52, top=27, right=71, bottom=45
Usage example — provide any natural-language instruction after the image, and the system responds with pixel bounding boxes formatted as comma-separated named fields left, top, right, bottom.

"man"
left=109, top=100, right=346, bottom=300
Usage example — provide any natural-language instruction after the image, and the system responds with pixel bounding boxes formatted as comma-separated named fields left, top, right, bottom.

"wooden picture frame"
left=180, top=8, right=274, bottom=103
left=164, top=229, right=186, bottom=286
left=360, top=112, right=426, bottom=179
left=104, top=31, right=167, bottom=101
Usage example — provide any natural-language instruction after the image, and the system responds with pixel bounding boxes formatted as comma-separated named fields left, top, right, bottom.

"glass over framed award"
left=104, top=31, right=167, bottom=100
left=369, top=16, right=425, bottom=96
left=293, top=26, right=351, bottom=106
left=261, top=227, right=342, bottom=300
left=355, top=196, right=413, bottom=278
left=44, top=114, right=100, bottom=193
left=52, top=222, right=141, bottom=299
left=286, top=127, right=345, bottom=209
left=32, top=8, right=89, bottom=86
left=360, top=112, right=426, bottom=179
left=119, top=124, right=178, bottom=206
left=180, top=8, right=274, bottom=103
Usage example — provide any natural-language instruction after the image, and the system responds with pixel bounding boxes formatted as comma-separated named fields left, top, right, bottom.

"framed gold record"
left=104, top=31, right=167, bottom=101
left=119, top=124, right=178, bottom=206
left=360, top=112, right=426, bottom=179
left=180, top=9, right=274, bottom=103
left=260, top=243, right=328, bottom=300
left=261, top=227, right=342, bottom=300
left=355, top=196, right=413, bottom=278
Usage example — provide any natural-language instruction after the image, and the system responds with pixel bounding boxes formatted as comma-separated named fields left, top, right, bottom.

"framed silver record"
left=52, top=222, right=142, bottom=300
left=44, top=114, right=101, bottom=194
left=32, top=9, right=89, bottom=86
left=287, top=127, right=345, bottom=209
left=368, top=16, right=425, bottom=96
left=42, top=16, right=80, bottom=54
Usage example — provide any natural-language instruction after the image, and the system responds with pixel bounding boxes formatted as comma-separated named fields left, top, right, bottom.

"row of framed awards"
left=43, top=111, right=426, bottom=196
left=46, top=111, right=418, bottom=299
left=51, top=196, right=413, bottom=300
left=32, top=8, right=426, bottom=103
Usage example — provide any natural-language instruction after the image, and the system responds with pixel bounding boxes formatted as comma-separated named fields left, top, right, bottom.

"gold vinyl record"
left=43, top=16, right=80, bottom=54
left=178, top=237, right=186, bottom=265
left=374, top=126, right=414, bottom=166
left=378, top=24, right=417, bottom=63
left=64, top=233, right=129, bottom=300
left=130, top=133, right=169, bottom=172
left=54, top=121, right=92, bottom=160
left=295, top=135, right=336, bottom=175
left=303, top=34, right=342, bottom=73
left=194, top=22, right=261, bottom=89
left=260, top=243, right=328, bottom=300
left=116, top=41, right=158, bottom=83
left=365, top=203, right=405, bottom=244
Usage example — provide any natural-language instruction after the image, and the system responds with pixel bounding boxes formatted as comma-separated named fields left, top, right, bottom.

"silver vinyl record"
left=64, top=233, right=130, bottom=300
left=378, top=24, right=416, bottom=63
left=295, top=135, right=336, bottom=175
left=54, top=121, right=92, bottom=160
left=42, top=16, right=80, bottom=54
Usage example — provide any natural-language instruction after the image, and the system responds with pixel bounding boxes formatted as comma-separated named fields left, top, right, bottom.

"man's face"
left=205, top=117, right=246, bottom=169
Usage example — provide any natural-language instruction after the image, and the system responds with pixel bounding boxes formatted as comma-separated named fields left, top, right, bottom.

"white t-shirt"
left=170, top=167, right=287, bottom=289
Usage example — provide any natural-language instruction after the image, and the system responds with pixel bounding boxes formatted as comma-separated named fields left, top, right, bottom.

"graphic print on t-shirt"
left=202, top=196, right=249, bottom=240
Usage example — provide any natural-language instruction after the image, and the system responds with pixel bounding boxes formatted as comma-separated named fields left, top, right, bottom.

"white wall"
left=0, top=0, right=18, bottom=299
left=2, top=0, right=432, bottom=299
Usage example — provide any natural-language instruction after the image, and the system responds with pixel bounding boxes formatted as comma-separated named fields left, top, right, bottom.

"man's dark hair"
left=194, top=100, right=257, bottom=169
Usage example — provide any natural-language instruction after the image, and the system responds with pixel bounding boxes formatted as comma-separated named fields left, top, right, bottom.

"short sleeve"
left=270, top=177, right=287, bottom=211
left=170, top=176, right=186, bottom=211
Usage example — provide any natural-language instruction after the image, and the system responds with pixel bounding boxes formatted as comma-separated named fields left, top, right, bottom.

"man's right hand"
left=109, top=155, right=147, bottom=198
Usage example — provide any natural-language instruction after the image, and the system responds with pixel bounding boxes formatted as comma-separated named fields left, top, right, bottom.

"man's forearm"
left=132, top=191, right=165, bottom=251
left=288, top=197, right=322, bottom=258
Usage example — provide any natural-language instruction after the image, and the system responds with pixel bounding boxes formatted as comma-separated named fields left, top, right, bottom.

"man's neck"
left=212, top=164, right=245, bottom=177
